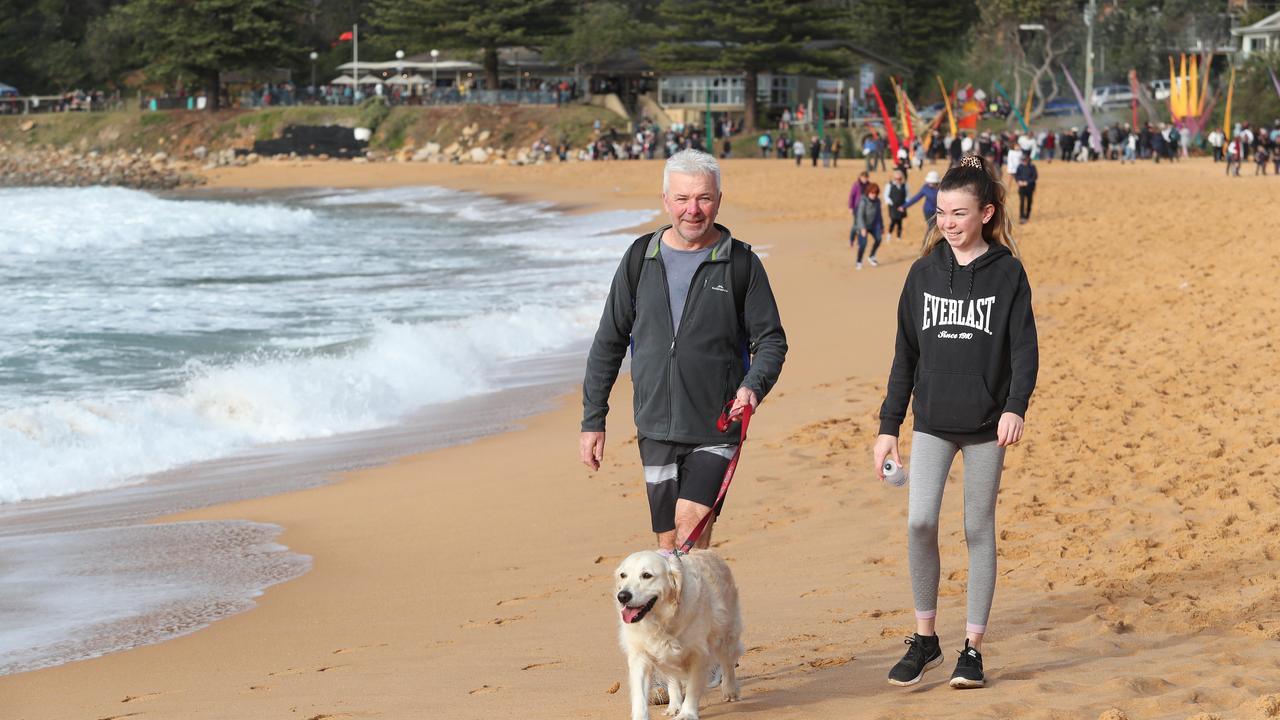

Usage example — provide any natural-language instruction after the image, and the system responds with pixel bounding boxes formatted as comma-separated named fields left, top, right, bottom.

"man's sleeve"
left=581, top=256, right=636, bottom=432
left=878, top=279, right=920, bottom=436
left=739, top=254, right=787, bottom=401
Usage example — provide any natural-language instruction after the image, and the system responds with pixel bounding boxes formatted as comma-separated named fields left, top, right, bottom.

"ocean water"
left=0, top=185, right=653, bottom=504
left=0, top=184, right=653, bottom=675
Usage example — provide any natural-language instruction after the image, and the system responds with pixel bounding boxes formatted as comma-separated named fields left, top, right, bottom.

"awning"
left=386, top=74, right=427, bottom=86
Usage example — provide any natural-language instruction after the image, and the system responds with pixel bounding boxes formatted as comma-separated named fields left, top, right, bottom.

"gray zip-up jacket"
left=582, top=224, right=787, bottom=445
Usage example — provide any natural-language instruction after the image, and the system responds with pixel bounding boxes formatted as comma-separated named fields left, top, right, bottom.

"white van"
left=1089, top=84, right=1134, bottom=108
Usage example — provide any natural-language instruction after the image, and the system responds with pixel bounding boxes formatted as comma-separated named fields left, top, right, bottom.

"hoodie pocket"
left=913, top=370, right=999, bottom=432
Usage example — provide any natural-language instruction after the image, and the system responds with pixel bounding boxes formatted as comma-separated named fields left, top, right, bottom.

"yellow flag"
left=1223, top=66, right=1235, bottom=137
left=1182, top=53, right=1192, bottom=114
left=937, top=75, right=956, bottom=137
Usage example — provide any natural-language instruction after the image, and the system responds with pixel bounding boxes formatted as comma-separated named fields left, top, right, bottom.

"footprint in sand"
left=331, top=642, right=389, bottom=655
left=120, top=692, right=166, bottom=703
left=461, top=615, right=525, bottom=629
left=468, top=685, right=501, bottom=695
left=521, top=661, right=564, bottom=670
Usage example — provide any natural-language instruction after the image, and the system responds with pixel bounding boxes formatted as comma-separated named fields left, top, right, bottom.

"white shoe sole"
left=949, top=675, right=985, bottom=688
left=887, top=654, right=943, bottom=686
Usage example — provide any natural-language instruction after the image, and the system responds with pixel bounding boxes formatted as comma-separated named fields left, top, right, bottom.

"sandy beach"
left=3, top=156, right=1278, bottom=720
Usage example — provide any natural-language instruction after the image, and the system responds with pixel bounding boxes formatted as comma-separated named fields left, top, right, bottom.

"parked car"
left=1041, top=98, right=1080, bottom=117
left=1149, top=79, right=1171, bottom=101
left=1090, top=83, right=1134, bottom=108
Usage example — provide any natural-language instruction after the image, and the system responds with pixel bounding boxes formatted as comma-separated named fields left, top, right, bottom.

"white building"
left=1232, top=9, right=1280, bottom=57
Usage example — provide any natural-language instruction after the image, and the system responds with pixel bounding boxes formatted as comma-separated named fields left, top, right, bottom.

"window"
left=754, top=74, right=797, bottom=105
left=658, top=76, right=745, bottom=107
left=1250, top=37, right=1268, bottom=51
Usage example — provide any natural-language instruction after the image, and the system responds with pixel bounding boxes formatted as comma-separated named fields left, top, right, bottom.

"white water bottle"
left=883, top=459, right=908, bottom=487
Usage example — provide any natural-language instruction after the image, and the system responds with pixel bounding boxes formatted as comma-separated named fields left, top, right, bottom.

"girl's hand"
left=873, top=434, right=901, bottom=481
left=997, top=412, right=1024, bottom=447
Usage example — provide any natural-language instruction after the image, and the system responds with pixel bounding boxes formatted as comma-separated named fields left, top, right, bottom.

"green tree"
left=649, top=0, right=852, bottom=130
left=846, top=0, right=976, bottom=93
left=99, top=0, right=306, bottom=110
left=372, top=0, right=574, bottom=91
left=544, top=1, right=656, bottom=77
left=970, top=0, right=1083, bottom=122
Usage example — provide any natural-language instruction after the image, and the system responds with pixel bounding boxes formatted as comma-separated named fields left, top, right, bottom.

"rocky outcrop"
left=0, top=144, right=204, bottom=189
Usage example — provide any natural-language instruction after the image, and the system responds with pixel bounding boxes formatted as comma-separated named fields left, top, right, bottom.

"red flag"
left=868, top=85, right=901, bottom=159
left=338, top=31, right=353, bottom=41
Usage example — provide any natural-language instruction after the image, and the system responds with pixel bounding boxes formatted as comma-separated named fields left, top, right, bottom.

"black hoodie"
left=879, top=241, right=1038, bottom=440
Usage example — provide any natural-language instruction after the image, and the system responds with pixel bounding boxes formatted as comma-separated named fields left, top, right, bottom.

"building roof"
left=1231, top=9, right=1280, bottom=35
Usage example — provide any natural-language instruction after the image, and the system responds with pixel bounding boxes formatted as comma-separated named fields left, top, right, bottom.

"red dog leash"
left=677, top=401, right=752, bottom=555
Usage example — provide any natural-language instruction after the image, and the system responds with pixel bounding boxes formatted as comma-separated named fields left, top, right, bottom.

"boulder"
left=468, top=147, right=489, bottom=163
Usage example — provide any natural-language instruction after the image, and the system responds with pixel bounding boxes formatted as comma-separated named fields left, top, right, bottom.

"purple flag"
left=1060, top=63, right=1103, bottom=156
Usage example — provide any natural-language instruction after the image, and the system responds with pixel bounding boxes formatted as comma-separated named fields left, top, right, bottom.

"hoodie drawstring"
left=946, top=253, right=977, bottom=299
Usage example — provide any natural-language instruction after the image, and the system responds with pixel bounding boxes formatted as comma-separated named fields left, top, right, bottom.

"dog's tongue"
left=621, top=606, right=643, bottom=623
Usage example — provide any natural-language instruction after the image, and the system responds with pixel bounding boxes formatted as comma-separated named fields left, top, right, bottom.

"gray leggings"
left=908, top=431, right=1005, bottom=633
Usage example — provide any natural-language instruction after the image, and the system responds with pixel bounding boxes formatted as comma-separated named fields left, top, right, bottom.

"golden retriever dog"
left=614, top=549, right=742, bottom=720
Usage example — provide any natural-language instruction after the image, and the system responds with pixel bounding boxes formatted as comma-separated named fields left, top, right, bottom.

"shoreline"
left=3, top=158, right=1279, bottom=719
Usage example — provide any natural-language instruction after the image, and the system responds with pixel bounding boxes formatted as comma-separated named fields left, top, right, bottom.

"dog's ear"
left=665, top=555, right=683, bottom=607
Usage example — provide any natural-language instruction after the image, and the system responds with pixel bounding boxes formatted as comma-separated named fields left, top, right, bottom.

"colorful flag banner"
left=869, top=84, right=901, bottom=159
left=936, top=76, right=957, bottom=137
left=1223, top=66, right=1236, bottom=137
left=992, top=79, right=1028, bottom=132
left=1060, top=63, right=1102, bottom=155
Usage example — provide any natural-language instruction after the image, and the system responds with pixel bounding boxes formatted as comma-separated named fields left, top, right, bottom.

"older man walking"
left=580, top=149, right=787, bottom=554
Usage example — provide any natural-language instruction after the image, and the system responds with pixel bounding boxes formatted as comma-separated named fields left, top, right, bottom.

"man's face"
left=662, top=172, right=721, bottom=243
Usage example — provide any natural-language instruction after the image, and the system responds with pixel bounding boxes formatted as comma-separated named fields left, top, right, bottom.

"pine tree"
left=849, top=0, right=976, bottom=94
left=109, top=0, right=307, bottom=110
left=372, top=0, right=574, bottom=91
left=648, top=0, right=852, bottom=130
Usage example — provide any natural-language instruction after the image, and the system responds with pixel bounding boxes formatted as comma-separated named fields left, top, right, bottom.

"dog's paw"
left=722, top=688, right=740, bottom=702
left=673, top=713, right=699, bottom=720
left=662, top=706, right=680, bottom=717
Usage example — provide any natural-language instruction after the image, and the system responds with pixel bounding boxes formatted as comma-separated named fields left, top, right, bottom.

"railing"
left=1, top=95, right=127, bottom=114
left=237, top=88, right=573, bottom=108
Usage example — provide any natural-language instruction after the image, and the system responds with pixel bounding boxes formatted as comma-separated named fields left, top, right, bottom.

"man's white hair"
left=663, top=149, right=722, bottom=195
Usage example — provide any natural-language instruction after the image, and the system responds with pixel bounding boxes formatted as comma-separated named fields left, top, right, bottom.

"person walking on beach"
left=1014, top=154, right=1037, bottom=223
left=854, top=182, right=885, bottom=270
left=810, top=136, right=822, bottom=167
left=581, top=148, right=788, bottom=556
left=886, top=170, right=908, bottom=241
left=873, top=155, right=1038, bottom=690
left=903, top=170, right=941, bottom=231
left=848, top=170, right=871, bottom=245
left=794, top=137, right=806, bottom=167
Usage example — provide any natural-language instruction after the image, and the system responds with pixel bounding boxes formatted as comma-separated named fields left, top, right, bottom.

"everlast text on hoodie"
left=878, top=241, right=1038, bottom=441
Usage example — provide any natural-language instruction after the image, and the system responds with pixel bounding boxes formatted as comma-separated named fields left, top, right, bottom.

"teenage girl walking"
left=854, top=182, right=885, bottom=270
left=873, top=155, right=1039, bottom=689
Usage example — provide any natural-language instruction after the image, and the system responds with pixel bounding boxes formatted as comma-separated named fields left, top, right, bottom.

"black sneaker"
left=949, top=639, right=985, bottom=688
left=887, top=633, right=943, bottom=686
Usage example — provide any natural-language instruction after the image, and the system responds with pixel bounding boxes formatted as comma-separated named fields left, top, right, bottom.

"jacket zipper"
left=653, top=245, right=718, bottom=440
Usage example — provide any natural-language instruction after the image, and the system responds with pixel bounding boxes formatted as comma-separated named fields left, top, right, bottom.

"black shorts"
left=638, top=437, right=736, bottom=533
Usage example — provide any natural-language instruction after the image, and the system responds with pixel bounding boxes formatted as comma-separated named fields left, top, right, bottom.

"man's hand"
left=873, top=434, right=901, bottom=481
left=729, top=387, right=758, bottom=422
left=997, top=412, right=1024, bottom=447
left=580, top=431, right=605, bottom=471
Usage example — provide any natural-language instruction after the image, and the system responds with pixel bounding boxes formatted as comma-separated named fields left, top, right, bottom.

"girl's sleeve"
left=878, top=278, right=919, bottom=436
left=1004, top=266, right=1039, bottom=418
